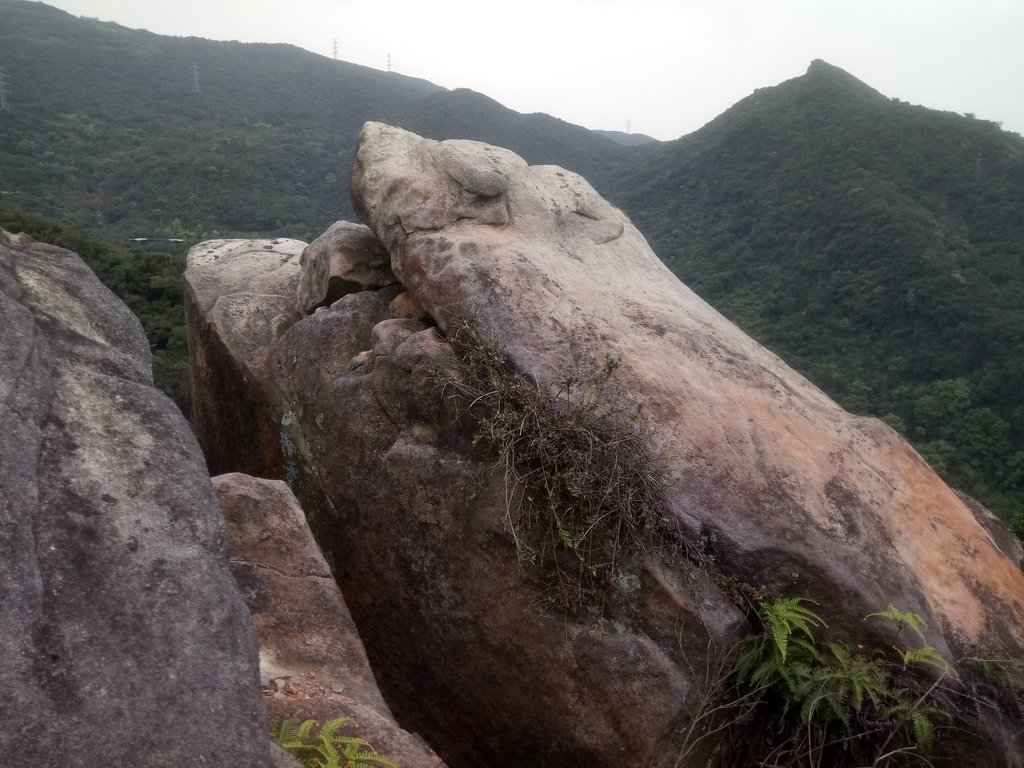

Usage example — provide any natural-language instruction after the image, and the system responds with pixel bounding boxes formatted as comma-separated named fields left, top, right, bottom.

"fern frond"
left=819, top=640, right=851, bottom=668
left=910, top=704, right=950, bottom=753
left=898, top=646, right=953, bottom=675
left=351, top=751, right=399, bottom=768
left=296, top=718, right=317, bottom=744
left=866, top=604, right=928, bottom=645
left=270, top=715, right=301, bottom=747
left=760, top=597, right=825, bottom=661
left=315, top=736, right=341, bottom=768
left=319, top=717, right=357, bottom=742
left=911, top=709, right=934, bottom=753
left=271, top=714, right=398, bottom=768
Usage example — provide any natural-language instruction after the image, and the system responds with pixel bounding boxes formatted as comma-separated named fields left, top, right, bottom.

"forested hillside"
left=2, top=4, right=1022, bottom=530
left=594, top=60, right=1024, bottom=523
left=0, top=1, right=622, bottom=240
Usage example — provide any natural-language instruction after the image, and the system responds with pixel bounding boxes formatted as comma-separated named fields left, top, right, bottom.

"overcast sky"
left=40, top=0, right=1024, bottom=141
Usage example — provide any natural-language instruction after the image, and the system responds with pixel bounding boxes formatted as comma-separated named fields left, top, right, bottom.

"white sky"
left=39, top=0, right=1024, bottom=141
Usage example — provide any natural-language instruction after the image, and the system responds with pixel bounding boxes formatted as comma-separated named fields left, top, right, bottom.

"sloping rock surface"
left=351, top=122, right=1024, bottom=657
left=213, top=472, right=446, bottom=768
left=186, top=234, right=743, bottom=768
left=0, top=231, right=273, bottom=767
left=185, top=124, right=1024, bottom=768
left=186, top=238, right=305, bottom=477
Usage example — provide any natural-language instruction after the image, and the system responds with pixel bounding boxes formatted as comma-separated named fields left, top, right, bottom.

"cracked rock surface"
left=185, top=125, right=1024, bottom=768
left=214, top=472, right=445, bottom=768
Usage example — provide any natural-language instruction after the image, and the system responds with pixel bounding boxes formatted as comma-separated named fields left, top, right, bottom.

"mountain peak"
left=803, top=59, right=882, bottom=97
left=806, top=58, right=844, bottom=75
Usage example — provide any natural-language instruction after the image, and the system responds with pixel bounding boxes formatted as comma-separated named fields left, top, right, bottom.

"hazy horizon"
left=17, top=0, right=1024, bottom=141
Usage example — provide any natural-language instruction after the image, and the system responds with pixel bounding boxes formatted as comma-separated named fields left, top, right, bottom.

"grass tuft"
left=435, top=310, right=676, bottom=612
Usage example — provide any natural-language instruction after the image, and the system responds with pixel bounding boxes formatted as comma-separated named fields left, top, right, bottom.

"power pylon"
left=0, top=70, right=10, bottom=111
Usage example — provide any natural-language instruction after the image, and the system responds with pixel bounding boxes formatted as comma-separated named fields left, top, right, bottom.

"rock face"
left=350, top=122, right=1024, bottom=656
left=296, top=220, right=398, bottom=313
left=0, top=231, right=273, bottom=767
left=186, top=237, right=305, bottom=477
left=212, top=472, right=445, bottom=768
left=184, top=124, right=1024, bottom=768
left=187, top=234, right=741, bottom=768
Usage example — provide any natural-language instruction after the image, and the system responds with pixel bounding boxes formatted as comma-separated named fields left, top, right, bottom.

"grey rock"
left=350, top=122, right=1024, bottom=661
left=297, top=220, right=397, bottom=313
left=185, top=238, right=305, bottom=477
left=184, top=125, right=1024, bottom=768
left=0, top=230, right=273, bottom=767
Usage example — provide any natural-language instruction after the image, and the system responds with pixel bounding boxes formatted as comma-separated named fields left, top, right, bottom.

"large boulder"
left=184, top=124, right=1024, bottom=768
left=185, top=238, right=305, bottom=477
left=0, top=230, right=273, bottom=767
left=186, top=234, right=741, bottom=768
left=350, top=122, right=1024, bottom=657
left=212, top=472, right=446, bottom=768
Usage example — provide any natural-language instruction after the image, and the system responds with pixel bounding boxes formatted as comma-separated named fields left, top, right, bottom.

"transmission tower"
left=191, top=62, right=201, bottom=94
left=332, top=38, right=338, bottom=59
left=0, top=70, right=10, bottom=111
left=387, top=53, right=391, bottom=73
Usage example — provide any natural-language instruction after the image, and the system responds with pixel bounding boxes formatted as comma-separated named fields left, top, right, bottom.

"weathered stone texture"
left=183, top=125, right=1024, bottom=768
left=351, top=122, right=1024, bottom=659
left=297, top=220, right=397, bottom=313
left=0, top=230, right=272, bottom=767
left=213, top=472, right=446, bottom=768
left=185, top=237, right=305, bottom=476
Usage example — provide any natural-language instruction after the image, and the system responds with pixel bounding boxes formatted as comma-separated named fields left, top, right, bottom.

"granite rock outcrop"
left=0, top=230, right=273, bottom=767
left=213, top=472, right=446, bottom=768
left=184, top=124, right=1024, bottom=767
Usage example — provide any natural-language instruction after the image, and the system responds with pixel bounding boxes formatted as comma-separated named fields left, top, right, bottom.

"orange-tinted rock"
left=213, top=473, right=446, bottom=768
left=351, top=122, right=1024, bottom=660
left=184, top=125, right=1024, bottom=768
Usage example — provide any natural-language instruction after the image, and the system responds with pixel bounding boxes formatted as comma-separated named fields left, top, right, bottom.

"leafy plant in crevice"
left=270, top=715, right=397, bottom=768
left=434, top=310, right=676, bottom=612
left=731, top=597, right=954, bottom=767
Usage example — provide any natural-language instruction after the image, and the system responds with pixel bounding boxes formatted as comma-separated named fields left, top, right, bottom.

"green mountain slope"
left=594, top=60, right=1024, bottom=521
left=0, top=1, right=622, bottom=240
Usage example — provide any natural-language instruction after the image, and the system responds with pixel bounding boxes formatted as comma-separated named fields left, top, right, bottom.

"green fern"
left=896, top=645, right=953, bottom=674
left=734, top=597, right=954, bottom=764
left=867, top=603, right=928, bottom=646
left=797, top=647, right=890, bottom=726
left=881, top=699, right=951, bottom=754
left=761, top=597, right=825, bottom=662
left=270, top=715, right=397, bottom=768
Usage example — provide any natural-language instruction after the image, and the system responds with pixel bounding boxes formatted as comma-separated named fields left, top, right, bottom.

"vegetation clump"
left=270, top=715, right=396, bottom=768
left=677, top=597, right=971, bottom=766
left=436, top=312, right=675, bottom=612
